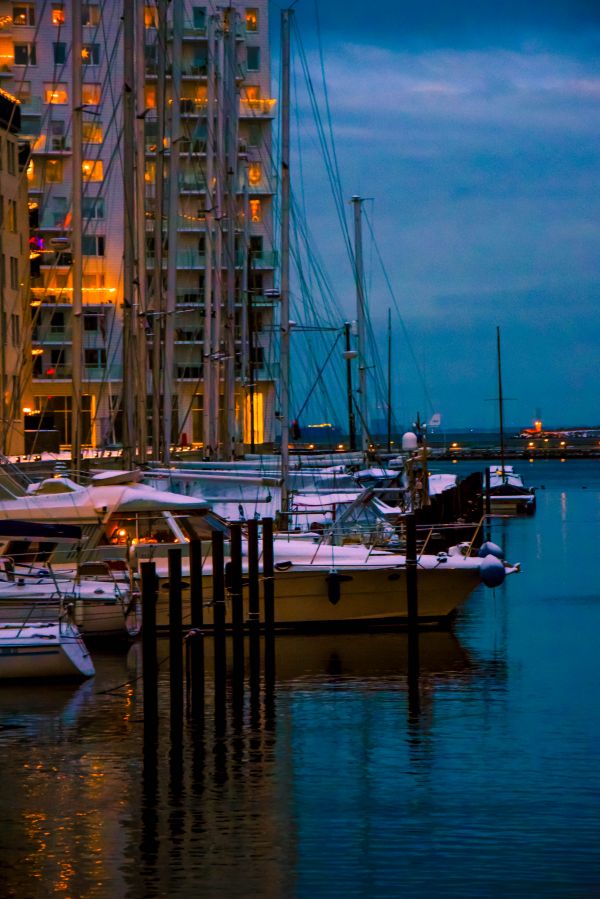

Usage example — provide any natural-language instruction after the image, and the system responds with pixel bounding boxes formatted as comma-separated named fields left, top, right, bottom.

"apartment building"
left=0, top=0, right=277, bottom=452
left=0, top=87, right=30, bottom=455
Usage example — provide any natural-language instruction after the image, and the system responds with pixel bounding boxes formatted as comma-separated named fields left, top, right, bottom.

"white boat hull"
left=0, top=622, right=95, bottom=680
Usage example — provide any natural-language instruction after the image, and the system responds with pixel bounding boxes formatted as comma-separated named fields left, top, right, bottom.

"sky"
left=269, top=1, right=600, bottom=431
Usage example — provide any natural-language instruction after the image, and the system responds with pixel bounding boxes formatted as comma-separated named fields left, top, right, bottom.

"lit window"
left=249, top=199, right=261, bottom=222
left=82, top=121, right=102, bottom=143
left=13, top=43, right=37, bottom=66
left=144, top=6, right=157, bottom=28
left=245, top=8, right=258, bottom=32
left=13, top=5, right=35, bottom=27
left=248, top=162, right=261, bottom=185
left=26, top=158, right=34, bottom=181
left=244, top=85, right=260, bottom=102
left=82, top=4, right=100, bottom=27
left=81, top=43, right=100, bottom=65
left=44, top=83, right=68, bottom=104
left=144, top=85, right=157, bottom=109
left=18, top=81, right=32, bottom=103
left=246, top=47, right=260, bottom=71
left=82, top=84, right=101, bottom=105
left=82, top=160, right=103, bottom=181
left=145, top=161, right=156, bottom=183
left=51, top=4, right=65, bottom=25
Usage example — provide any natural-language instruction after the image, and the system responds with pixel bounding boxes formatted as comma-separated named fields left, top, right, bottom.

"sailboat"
left=487, top=328, right=536, bottom=515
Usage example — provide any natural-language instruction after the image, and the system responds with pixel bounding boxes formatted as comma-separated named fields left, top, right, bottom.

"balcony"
left=176, top=289, right=203, bottom=308
left=240, top=98, right=276, bottom=118
left=33, top=364, right=72, bottom=381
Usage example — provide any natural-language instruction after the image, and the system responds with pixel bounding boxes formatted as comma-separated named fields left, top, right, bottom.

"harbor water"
left=0, top=460, right=598, bottom=897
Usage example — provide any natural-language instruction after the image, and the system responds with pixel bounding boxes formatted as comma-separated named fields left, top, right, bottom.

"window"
left=246, top=47, right=260, bottom=71
left=13, top=43, right=37, bottom=66
left=7, top=200, right=17, bottom=232
left=11, top=314, right=20, bottom=346
left=248, top=162, right=261, bottom=186
left=82, top=235, right=105, bottom=256
left=13, top=5, right=35, bottom=26
left=82, top=121, right=102, bottom=143
left=53, top=42, right=66, bottom=64
left=45, top=158, right=63, bottom=182
left=249, top=199, right=261, bottom=222
left=83, top=314, right=98, bottom=331
left=84, top=348, right=106, bottom=367
left=17, top=81, right=32, bottom=103
left=9, top=257, right=18, bottom=290
left=50, top=120, right=67, bottom=150
left=82, top=4, right=100, bottom=27
left=192, top=6, right=206, bottom=30
left=81, top=44, right=100, bottom=65
left=51, top=4, right=65, bottom=25
left=249, top=235, right=263, bottom=259
left=144, top=85, right=156, bottom=109
left=82, top=84, right=101, bottom=106
left=82, top=159, right=103, bottom=181
left=51, top=196, right=68, bottom=226
left=144, top=6, right=157, bottom=28
left=245, top=8, right=258, bottom=32
left=7, top=141, right=15, bottom=174
left=44, top=83, right=68, bottom=104
left=50, top=311, right=64, bottom=332
left=247, top=122, right=261, bottom=147
left=83, top=196, right=104, bottom=219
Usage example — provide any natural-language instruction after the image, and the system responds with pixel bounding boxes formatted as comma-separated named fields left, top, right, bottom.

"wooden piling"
left=262, top=517, right=276, bottom=698
left=211, top=530, right=227, bottom=720
left=405, top=513, right=418, bottom=629
left=188, top=538, right=204, bottom=720
left=484, top=467, right=491, bottom=540
left=247, top=518, right=261, bottom=704
left=168, top=548, right=183, bottom=730
left=141, top=561, right=158, bottom=729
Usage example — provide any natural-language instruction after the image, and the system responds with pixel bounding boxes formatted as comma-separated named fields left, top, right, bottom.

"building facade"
left=0, top=0, right=277, bottom=453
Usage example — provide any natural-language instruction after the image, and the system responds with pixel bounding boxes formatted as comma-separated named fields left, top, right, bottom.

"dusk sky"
left=270, top=1, right=600, bottom=431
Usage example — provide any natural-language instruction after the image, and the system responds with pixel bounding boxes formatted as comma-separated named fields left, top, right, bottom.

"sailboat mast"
left=123, top=0, right=136, bottom=469
left=280, top=8, right=292, bottom=514
left=223, top=9, right=239, bottom=460
left=151, top=0, right=168, bottom=461
left=134, top=0, right=148, bottom=463
left=352, top=195, right=368, bottom=454
left=202, top=13, right=216, bottom=459
left=70, top=0, right=83, bottom=477
left=163, top=0, right=183, bottom=465
left=497, top=325, right=506, bottom=479
left=387, top=308, right=392, bottom=453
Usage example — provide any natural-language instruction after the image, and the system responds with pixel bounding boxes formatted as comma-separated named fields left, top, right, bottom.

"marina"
left=0, top=459, right=598, bottom=896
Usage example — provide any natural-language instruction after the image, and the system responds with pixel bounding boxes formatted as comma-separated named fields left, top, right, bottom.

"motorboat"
left=0, top=620, right=95, bottom=680
left=0, top=520, right=139, bottom=637
left=487, top=465, right=536, bottom=515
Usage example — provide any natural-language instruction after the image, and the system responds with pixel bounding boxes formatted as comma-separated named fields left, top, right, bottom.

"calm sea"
left=0, top=459, right=599, bottom=898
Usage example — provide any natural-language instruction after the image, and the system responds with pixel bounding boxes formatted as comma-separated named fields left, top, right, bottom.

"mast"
left=123, top=0, right=135, bottom=468
left=343, top=321, right=357, bottom=451
left=387, top=308, right=392, bottom=453
left=163, top=0, right=183, bottom=464
left=280, top=8, right=292, bottom=514
left=151, top=0, right=168, bottom=460
left=134, top=0, right=148, bottom=463
left=497, top=325, right=506, bottom=480
left=212, top=19, right=225, bottom=458
left=352, top=195, right=368, bottom=454
left=70, top=0, right=83, bottom=477
left=223, top=9, right=239, bottom=460
left=202, top=13, right=216, bottom=459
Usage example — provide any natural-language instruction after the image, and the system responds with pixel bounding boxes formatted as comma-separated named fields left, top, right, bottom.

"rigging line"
left=294, top=332, right=342, bottom=422
left=363, top=208, right=436, bottom=416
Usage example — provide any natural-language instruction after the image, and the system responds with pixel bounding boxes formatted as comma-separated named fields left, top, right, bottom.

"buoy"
left=480, top=555, right=506, bottom=588
left=478, top=541, right=503, bottom=560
